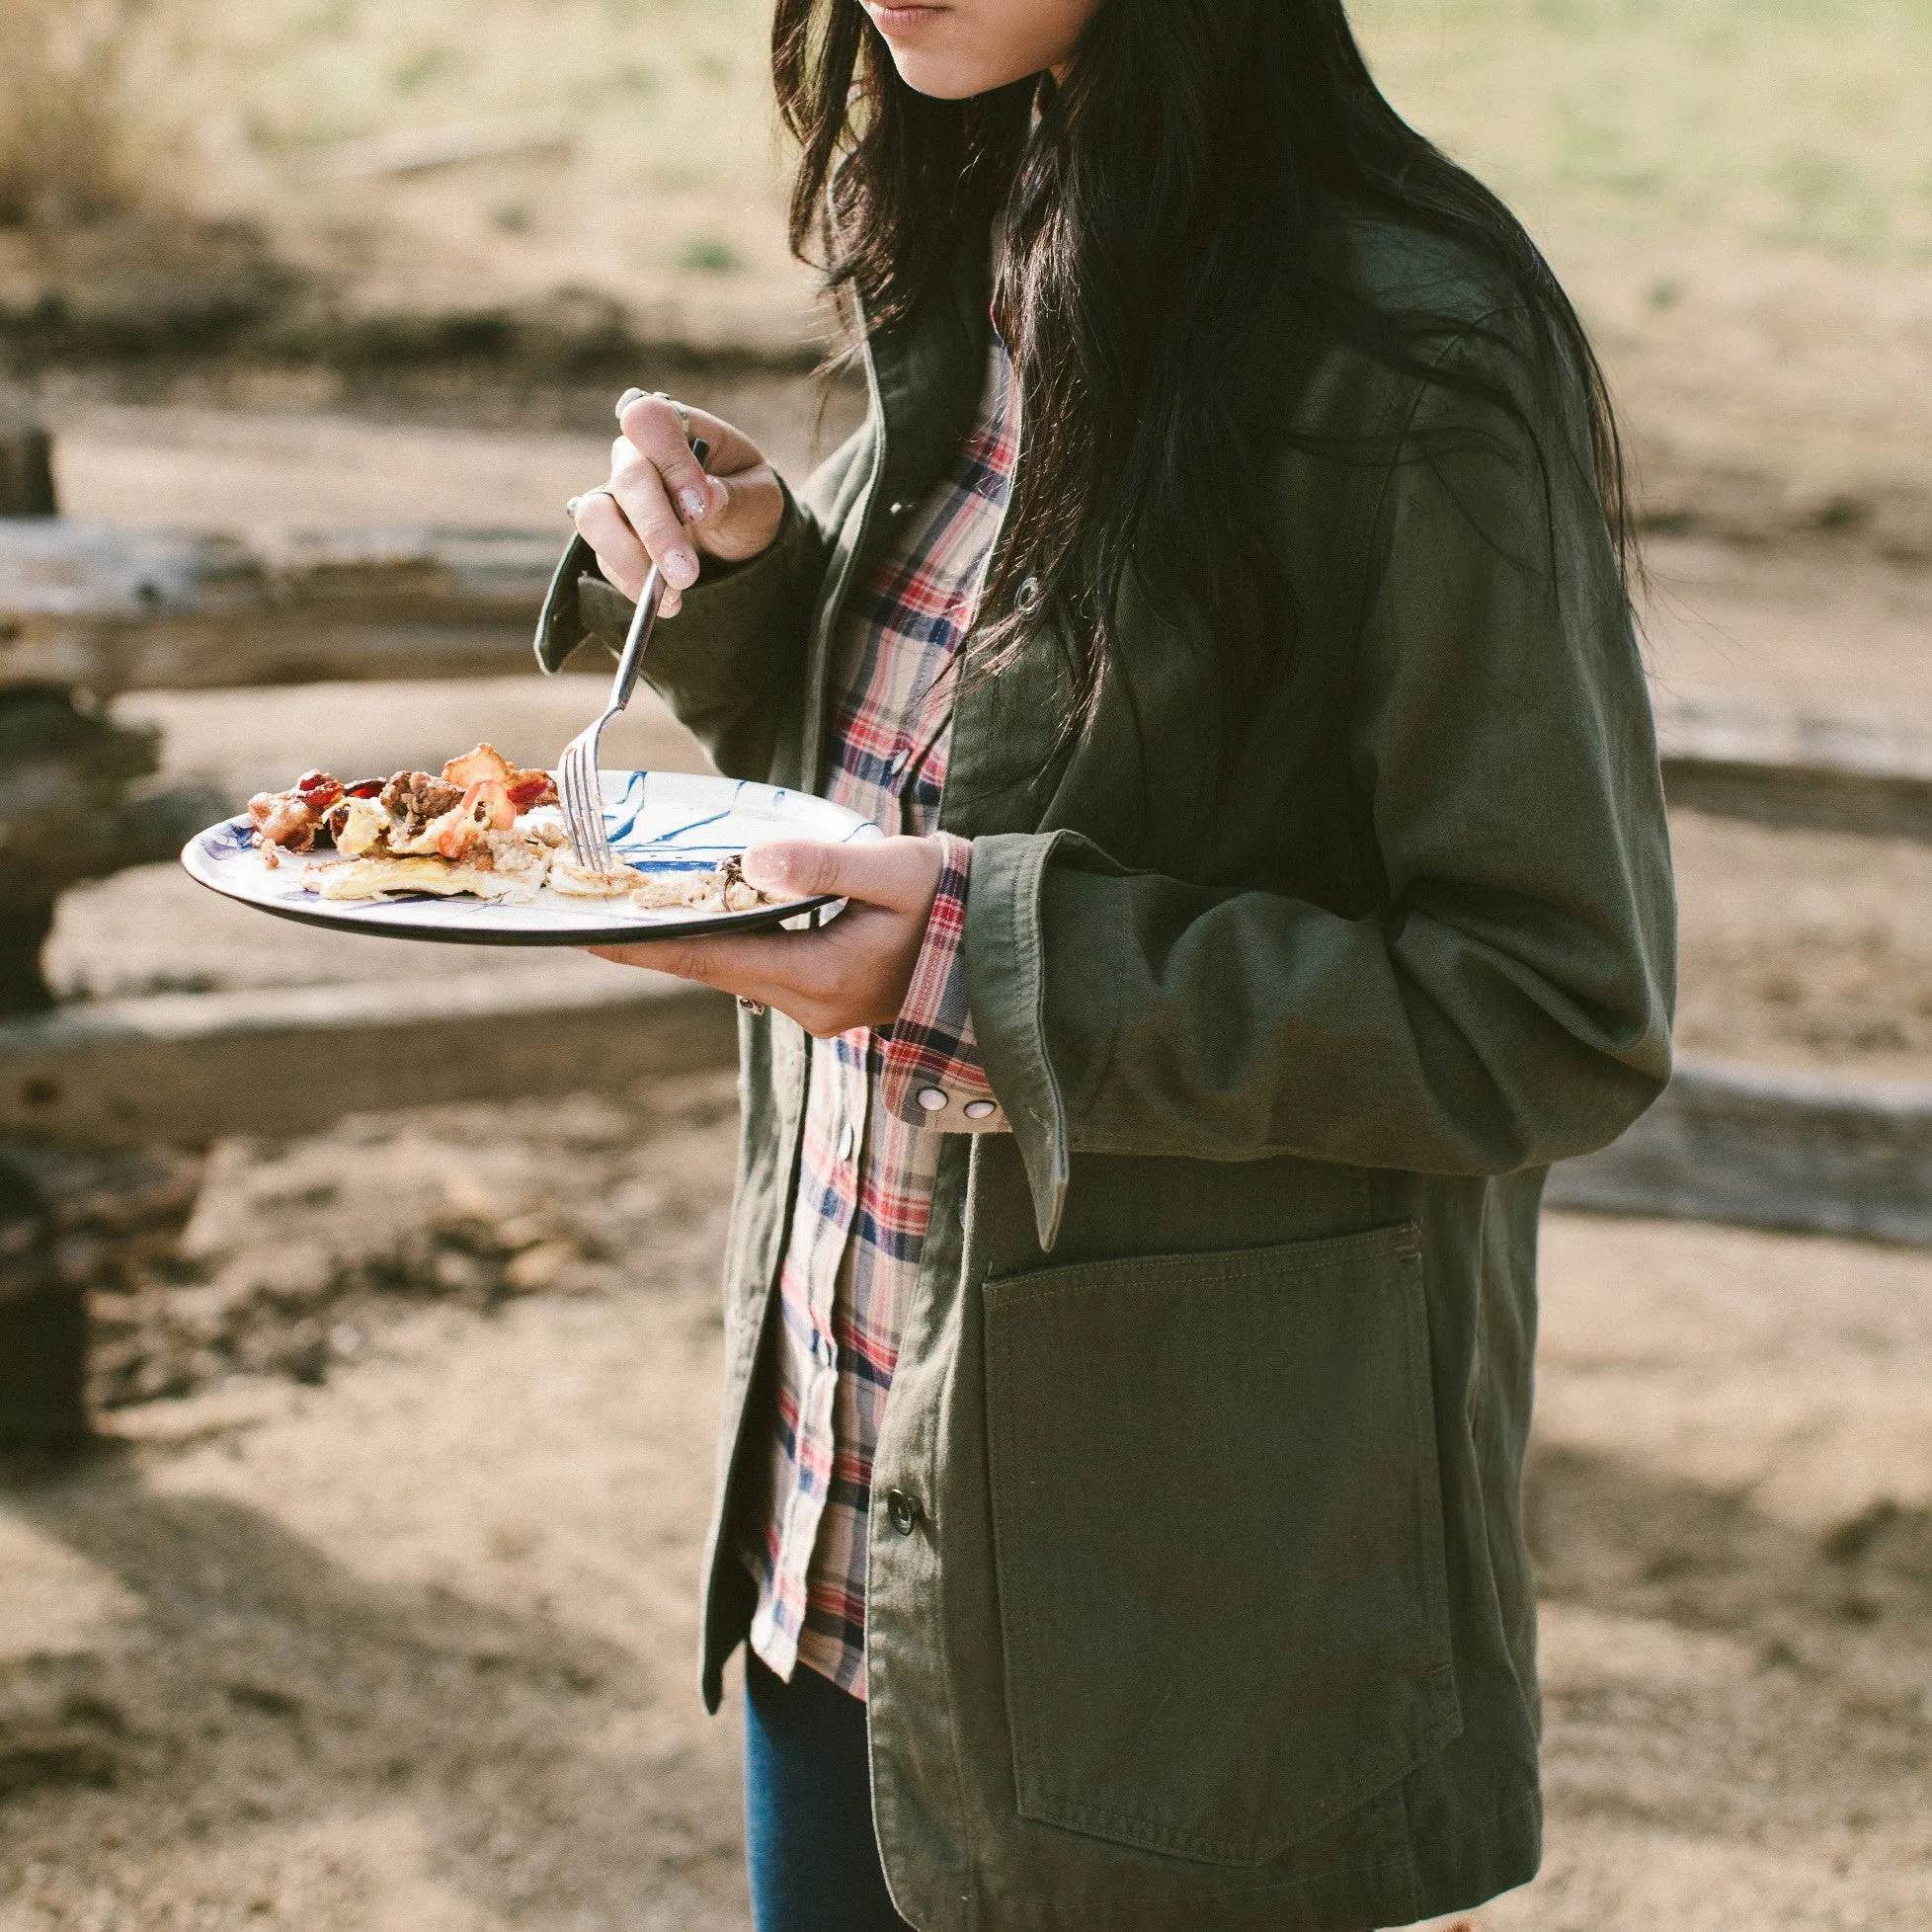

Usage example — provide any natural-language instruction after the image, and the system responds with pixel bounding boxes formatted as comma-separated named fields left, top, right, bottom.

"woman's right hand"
left=571, top=392, right=785, bottom=618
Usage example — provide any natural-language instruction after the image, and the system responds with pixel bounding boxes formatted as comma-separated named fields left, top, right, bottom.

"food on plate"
left=318, top=855, right=527, bottom=902
left=631, top=853, right=770, bottom=914
left=547, top=856, right=642, bottom=899
left=249, top=745, right=555, bottom=856
left=245, top=769, right=360, bottom=853
left=244, top=744, right=775, bottom=914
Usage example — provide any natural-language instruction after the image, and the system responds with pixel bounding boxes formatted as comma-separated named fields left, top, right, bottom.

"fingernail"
left=743, top=847, right=788, bottom=888
left=679, top=487, right=707, bottom=521
left=666, top=548, right=698, bottom=586
left=615, top=386, right=646, bottom=418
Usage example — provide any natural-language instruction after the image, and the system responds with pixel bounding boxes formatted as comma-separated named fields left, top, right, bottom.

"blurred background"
left=1, top=2, right=1929, bottom=1927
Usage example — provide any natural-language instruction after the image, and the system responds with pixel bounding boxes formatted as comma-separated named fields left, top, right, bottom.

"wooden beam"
left=2, top=966, right=1928, bottom=1250
left=0, top=1272, right=86, bottom=1449
left=0, top=520, right=560, bottom=695
left=0, top=1094, right=82, bottom=1451
left=1547, top=1059, right=1932, bottom=1248
left=0, top=963, right=737, bottom=1147
left=1656, top=697, right=1932, bottom=840
left=8, top=523, right=1932, bottom=840
left=0, top=400, right=57, bottom=518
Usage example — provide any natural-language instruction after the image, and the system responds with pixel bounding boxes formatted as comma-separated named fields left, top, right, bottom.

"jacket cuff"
left=532, top=478, right=818, bottom=687
left=880, top=833, right=1006, bottom=1135
left=960, top=829, right=1096, bottom=1250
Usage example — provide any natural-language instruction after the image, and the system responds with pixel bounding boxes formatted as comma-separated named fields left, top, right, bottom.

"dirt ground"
left=3, top=1078, right=1930, bottom=1931
left=0, top=1074, right=756, bottom=1932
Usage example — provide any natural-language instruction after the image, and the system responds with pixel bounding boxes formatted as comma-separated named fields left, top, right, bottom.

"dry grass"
left=0, top=0, right=156, bottom=229
left=120, top=0, right=803, bottom=345
left=11, top=1, right=1932, bottom=271
left=1355, top=0, right=1932, bottom=267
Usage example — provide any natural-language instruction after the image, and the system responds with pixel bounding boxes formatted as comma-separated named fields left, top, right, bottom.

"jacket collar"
left=865, top=225, right=997, bottom=532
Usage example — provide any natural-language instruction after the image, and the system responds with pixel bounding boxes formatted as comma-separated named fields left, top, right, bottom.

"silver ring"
left=647, top=391, right=694, bottom=444
left=566, top=484, right=615, bottom=519
left=737, top=997, right=766, bottom=1016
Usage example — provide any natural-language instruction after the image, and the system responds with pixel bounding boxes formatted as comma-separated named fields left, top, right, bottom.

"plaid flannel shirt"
left=742, top=330, right=1017, bottom=1697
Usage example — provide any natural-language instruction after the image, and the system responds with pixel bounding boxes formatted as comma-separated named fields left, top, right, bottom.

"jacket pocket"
left=983, top=1222, right=1458, bottom=1866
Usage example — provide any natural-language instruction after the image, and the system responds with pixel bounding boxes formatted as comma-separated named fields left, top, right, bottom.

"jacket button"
left=1014, top=575, right=1042, bottom=615
left=885, top=1489, right=920, bottom=1536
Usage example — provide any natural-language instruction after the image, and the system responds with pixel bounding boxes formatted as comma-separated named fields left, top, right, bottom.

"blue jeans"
left=744, top=1650, right=915, bottom=1932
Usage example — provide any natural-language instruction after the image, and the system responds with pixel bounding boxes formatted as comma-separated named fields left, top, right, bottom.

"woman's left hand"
left=591, top=837, right=946, bottom=1038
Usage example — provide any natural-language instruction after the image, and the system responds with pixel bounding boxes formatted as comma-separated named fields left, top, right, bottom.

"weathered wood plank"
left=1546, top=1058, right=1932, bottom=1248
left=9, top=522, right=1932, bottom=840
left=0, top=400, right=57, bottom=518
left=0, top=965, right=736, bottom=1147
left=1656, top=697, right=1932, bottom=840
left=3, top=965, right=1927, bottom=1249
left=0, top=685, right=226, bottom=1014
left=0, top=1278, right=85, bottom=1449
left=0, top=520, right=560, bottom=694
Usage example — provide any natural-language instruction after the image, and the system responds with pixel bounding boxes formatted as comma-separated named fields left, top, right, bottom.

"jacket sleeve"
left=531, top=422, right=869, bottom=779
left=963, top=337, right=1678, bottom=1248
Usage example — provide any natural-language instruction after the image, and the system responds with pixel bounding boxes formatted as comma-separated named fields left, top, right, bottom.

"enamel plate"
left=181, top=769, right=883, bottom=947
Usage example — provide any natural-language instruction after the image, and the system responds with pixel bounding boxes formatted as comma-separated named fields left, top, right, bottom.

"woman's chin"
left=882, top=47, right=1007, bottom=101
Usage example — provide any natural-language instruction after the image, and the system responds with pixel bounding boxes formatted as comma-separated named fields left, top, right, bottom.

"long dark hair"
left=771, top=0, right=1633, bottom=740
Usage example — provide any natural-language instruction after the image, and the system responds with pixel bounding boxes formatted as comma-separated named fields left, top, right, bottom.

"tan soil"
left=1, top=1074, right=755, bottom=1932
left=4, top=1087, right=1930, bottom=1929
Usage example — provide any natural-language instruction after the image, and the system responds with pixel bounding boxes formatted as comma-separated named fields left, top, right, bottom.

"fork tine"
left=591, top=746, right=614, bottom=867
left=563, top=739, right=594, bottom=866
left=558, top=742, right=579, bottom=859
left=571, top=739, right=596, bottom=861
left=561, top=727, right=616, bottom=872
left=584, top=744, right=614, bottom=870
left=560, top=735, right=589, bottom=864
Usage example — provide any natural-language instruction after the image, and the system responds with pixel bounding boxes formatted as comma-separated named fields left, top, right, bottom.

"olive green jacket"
left=536, top=210, right=1675, bottom=1930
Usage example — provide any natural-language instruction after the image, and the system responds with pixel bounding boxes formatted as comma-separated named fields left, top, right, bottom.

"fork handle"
left=608, top=438, right=710, bottom=714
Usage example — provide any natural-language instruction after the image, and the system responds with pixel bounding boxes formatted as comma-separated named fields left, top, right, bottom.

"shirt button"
left=888, top=500, right=910, bottom=517
left=884, top=1489, right=921, bottom=1536
left=963, top=1098, right=997, bottom=1120
left=886, top=747, right=910, bottom=776
left=916, top=1087, right=949, bottom=1112
left=837, top=1120, right=856, bottom=1163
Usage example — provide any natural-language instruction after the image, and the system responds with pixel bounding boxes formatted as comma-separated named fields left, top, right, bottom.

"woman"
left=540, top=1, right=1675, bottom=1926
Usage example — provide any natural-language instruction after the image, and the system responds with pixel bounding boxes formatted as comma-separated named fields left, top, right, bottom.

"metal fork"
left=558, top=438, right=709, bottom=871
